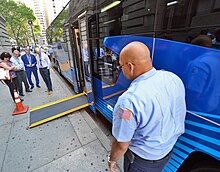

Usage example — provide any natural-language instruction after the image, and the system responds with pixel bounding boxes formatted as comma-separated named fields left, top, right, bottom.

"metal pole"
left=30, top=25, right=36, bottom=46
left=50, top=26, right=52, bottom=44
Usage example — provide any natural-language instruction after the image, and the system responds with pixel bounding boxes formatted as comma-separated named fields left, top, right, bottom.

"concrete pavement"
left=0, top=69, right=122, bottom=172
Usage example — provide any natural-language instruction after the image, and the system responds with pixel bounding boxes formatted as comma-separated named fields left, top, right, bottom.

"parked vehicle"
left=46, top=1, right=220, bottom=171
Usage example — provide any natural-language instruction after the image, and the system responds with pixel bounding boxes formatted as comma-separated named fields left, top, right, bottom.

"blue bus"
left=47, top=0, right=220, bottom=171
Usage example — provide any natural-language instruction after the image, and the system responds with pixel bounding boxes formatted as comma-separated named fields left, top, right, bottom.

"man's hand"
left=108, top=161, right=117, bottom=172
left=108, top=153, right=118, bottom=172
left=108, top=138, right=130, bottom=170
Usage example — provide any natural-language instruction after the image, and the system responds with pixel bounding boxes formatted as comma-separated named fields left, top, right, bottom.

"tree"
left=0, top=0, right=41, bottom=46
left=48, top=8, right=68, bottom=44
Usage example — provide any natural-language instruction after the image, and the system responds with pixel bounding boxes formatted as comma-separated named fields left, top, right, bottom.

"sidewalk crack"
left=0, top=118, right=14, bottom=172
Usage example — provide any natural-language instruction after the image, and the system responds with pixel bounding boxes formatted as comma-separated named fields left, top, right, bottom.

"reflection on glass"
left=94, top=47, right=120, bottom=85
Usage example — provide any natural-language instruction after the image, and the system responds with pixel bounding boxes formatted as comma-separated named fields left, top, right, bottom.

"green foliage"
left=0, top=0, right=41, bottom=46
left=47, top=8, right=68, bottom=44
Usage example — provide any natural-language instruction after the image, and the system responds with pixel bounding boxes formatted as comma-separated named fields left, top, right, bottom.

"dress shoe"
left=48, top=91, right=53, bottom=95
left=30, top=86, right=34, bottom=89
left=19, top=93, right=25, bottom=96
left=36, top=85, right=41, bottom=88
left=26, top=89, right=32, bottom=92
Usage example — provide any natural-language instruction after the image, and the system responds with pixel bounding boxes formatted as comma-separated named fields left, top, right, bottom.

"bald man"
left=108, top=42, right=186, bottom=172
left=35, top=48, right=53, bottom=95
left=11, top=50, right=32, bottom=96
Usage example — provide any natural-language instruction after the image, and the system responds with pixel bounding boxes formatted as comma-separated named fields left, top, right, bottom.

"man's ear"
left=128, top=62, right=134, bottom=71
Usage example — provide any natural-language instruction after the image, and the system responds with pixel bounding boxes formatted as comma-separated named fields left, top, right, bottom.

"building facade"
left=0, top=15, right=11, bottom=53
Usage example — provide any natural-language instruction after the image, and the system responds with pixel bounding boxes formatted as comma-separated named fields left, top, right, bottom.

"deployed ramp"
left=29, top=93, right=89, bottom=128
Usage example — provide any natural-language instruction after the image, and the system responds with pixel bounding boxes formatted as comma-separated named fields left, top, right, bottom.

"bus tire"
left=56, top=61, right=61, bottom=75
left=177, top=152, right=220, bottom=172
left=190, top=167, right=220, bottom=172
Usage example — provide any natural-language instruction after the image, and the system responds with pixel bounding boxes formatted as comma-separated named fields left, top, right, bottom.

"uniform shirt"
left=82, top=48, right=89, bottom=62
left=36, top=52, right=51, bottom=69
left=10, top=56, right=25, bottom=71
left=184, top=51, right=220, bottom=114
left=112, top=68, right=186, bottom=160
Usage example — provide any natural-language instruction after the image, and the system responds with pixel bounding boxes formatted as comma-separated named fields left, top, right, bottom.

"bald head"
left=35, top=47, right=41, bottom=54
left=119, top=41, right=153, bottom=80
left=13, top=50, right=20, bottom=55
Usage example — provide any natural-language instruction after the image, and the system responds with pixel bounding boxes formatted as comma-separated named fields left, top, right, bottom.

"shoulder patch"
left=117, top=106, right=133, bottom=120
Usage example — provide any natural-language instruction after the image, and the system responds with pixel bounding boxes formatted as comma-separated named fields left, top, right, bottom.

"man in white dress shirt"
left=35, top=47, right=53, bottom=95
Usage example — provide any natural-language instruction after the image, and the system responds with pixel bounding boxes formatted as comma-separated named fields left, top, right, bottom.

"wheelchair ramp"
left=29, top=93, right=89, bottom=128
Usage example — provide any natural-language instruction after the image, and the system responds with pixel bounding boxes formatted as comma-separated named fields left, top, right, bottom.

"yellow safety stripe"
left=30, top=93, right=85, bottom=112
left=103, top=90, right=126, bottom=100
left=85, top=84, right=115, bottom=94
left=29, top=103, right=89, bottom=128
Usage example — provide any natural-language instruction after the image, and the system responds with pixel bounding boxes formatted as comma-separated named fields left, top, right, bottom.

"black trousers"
left=124, top=150, right=172, bottom=172
left=39, top=68, right=52, bottom=91
left=4, top=78, right=18, bottom=102
left=16, top=70, right=29, bottom=94
left=84, top=61, right=89, bottom=77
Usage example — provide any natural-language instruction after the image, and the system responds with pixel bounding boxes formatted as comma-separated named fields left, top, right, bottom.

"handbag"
left=0, top=67, right=10, bottom=80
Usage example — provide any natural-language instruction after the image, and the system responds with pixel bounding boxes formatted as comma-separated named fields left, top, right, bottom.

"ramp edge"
left=30, top=93, right=85, bottom=112
left=29, top=103, right=89, bottom=128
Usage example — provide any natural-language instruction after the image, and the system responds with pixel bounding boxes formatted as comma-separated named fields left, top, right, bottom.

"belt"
left=128, top=149, right=173, bottom=163
left=39, top=67, right=48, bottom=69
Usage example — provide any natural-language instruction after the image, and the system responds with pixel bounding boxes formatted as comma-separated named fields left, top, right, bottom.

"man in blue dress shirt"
left=21, top=47, right=40, bottom=89
left=11, top=50, right=32, bottom=96
left=35, top=48, right=53, bottom=95
left=108, top=42, right=186, bottom=172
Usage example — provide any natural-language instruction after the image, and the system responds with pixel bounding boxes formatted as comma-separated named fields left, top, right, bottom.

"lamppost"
left=50, top=23, right=54, bottom=44
left=28, top=20, right=36, bottom=46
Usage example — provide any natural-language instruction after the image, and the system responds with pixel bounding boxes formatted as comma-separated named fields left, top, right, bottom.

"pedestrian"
left=35, top=47, right=53, bottom=95
left=108, top=42, right=186, bottom=172
left=0, top=52, right=23, bottom=102
left=82, top=44, right=90, bottom=80
left=21, top=47, right=40, bottom=89
left=10, top=50, right=32, bottom=96
left=48, top=46, right=53, bottom=61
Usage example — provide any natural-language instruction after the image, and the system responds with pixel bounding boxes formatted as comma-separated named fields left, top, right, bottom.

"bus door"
left=78, top=12, right=92, bottom=95
left=70, top=26, right=84, bottom=93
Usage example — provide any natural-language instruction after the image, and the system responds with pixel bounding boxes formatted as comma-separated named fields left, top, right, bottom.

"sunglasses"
left=117, top=62, right=135, bottom=70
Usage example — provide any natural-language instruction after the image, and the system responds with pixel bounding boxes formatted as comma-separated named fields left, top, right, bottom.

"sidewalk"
left=0, top=69, right=122, bottom=172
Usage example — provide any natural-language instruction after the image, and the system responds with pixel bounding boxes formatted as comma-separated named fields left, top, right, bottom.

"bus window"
left=155, top=0, right=220, bottom=50
left=154, top=0, right=220, bottom=115
left=97, top=47, right=119, bottom=85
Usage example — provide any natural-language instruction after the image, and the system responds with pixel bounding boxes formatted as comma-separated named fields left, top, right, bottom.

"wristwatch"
left=108, top=153, right=116, bottom=164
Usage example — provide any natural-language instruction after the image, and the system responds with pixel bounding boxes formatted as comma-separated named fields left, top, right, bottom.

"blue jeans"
left=124, top=150, right=172, bottom=172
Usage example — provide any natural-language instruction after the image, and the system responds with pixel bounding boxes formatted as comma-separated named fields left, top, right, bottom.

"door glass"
left=154, top=0, right=220, bottom=115
left=78, top=15, right=92, bottom=93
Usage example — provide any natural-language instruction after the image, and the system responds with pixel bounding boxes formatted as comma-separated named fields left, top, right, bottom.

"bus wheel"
left=56, top=62, right=61, bottom=75
left=190, top=167, right=220, bottom=172
left=177, top=152, right=220, bottom=172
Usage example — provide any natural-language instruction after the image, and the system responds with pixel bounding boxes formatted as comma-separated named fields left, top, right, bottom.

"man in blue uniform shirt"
left=108, top=42, right=186, bottom=172
left=11, top=50, right=32, bottom=96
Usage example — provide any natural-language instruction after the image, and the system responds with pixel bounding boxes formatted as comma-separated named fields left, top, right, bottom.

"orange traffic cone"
left=12, top=89, right=29, bottom=116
